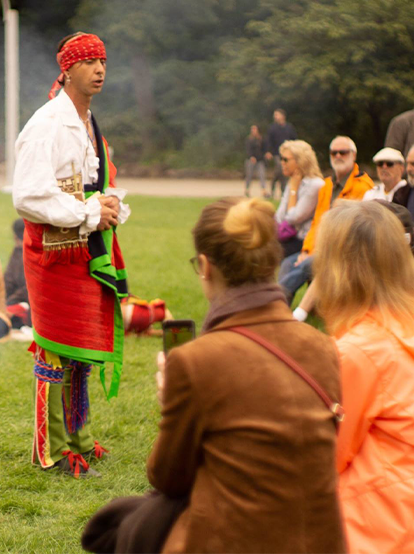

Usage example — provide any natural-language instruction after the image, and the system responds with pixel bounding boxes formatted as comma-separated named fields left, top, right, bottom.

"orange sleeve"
left=352, top=174, right=375, bottom=199
left=302, top=180, right=329, bottom=253
left=336, top=340, right=380, bottom=473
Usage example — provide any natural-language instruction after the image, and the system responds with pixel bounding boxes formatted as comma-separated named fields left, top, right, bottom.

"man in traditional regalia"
left=13, top=32, right=130, bottom=478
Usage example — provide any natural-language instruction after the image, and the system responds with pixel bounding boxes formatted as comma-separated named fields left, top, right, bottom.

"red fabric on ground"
left=6, top=303, right=30, bottom=325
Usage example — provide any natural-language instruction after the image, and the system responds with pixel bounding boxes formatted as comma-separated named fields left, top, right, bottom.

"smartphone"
left=162, top=319, right=196, bottom=354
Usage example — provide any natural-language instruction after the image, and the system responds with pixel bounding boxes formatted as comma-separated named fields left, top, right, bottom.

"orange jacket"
left=302, top=164, right=374, bottom=254
left=336, top=313, right=414, bottom=554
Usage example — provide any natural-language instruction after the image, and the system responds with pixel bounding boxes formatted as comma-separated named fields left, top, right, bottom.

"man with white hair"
left=278, top=136, right=374, bottom=304
left=394, top=144, right=414, bottom=218
left=363, top=147, right=406, bottom=202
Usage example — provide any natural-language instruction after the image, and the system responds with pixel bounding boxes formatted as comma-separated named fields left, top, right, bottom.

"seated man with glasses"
left=278, top=136, right=374, bottom=305
left=394, top=144, right=414, bottom=219
left=363, top=147, right=406, bottom=202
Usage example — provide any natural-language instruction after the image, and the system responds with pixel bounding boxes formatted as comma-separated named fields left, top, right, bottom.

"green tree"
left=219, top=0, right=414, bottom=163
left=72, top=0, right=264, bottom=166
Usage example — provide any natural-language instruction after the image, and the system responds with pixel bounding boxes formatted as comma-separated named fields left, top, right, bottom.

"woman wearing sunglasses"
left=313, top=200, right=414, bottom=554
left=276, top=140, right=324, bottom=258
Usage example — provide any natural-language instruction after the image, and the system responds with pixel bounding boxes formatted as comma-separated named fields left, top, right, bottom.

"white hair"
left=330, top=136, right=357, bottom=154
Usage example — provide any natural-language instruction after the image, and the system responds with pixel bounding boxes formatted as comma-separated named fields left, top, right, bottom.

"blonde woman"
left=276, top=140, right=324, bottom=258
left=314, top=201, right=414, bottom=554
left=83, top=198, right=345, bottom=554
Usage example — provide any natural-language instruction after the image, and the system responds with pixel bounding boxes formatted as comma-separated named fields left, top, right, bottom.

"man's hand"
left=105, top=195, right=120, bottom=215
left=97, top=196, right=119, bottom=231
left=294, top=251, right=309, bottom=267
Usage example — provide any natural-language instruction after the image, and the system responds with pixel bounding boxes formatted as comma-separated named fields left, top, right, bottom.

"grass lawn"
left=0, top=191, right=317, bottom=553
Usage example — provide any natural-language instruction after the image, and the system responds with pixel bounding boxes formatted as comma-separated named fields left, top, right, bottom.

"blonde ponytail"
left=193, top=197, right=281, bottom=286
left=224, top=199, right=275, bottom=250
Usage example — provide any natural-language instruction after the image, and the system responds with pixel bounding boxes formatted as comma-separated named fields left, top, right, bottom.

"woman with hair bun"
left=83, top=197, right=345, bottom=553
left=143, top=197, right=345, bottom=553
left=276, top=140, right=324, bottom=258
left=313, top=200, right=414, bottom=554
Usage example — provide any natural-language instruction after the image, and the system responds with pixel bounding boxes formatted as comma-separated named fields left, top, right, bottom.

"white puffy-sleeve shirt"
left=13, top=90, right=130, bottom=234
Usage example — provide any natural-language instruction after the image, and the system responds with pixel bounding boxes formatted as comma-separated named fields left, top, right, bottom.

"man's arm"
left=301, top=183, right=327, bottom=255
left=13, top=138, right=118, bottom=233
left=289, top=123, right=298, bottom=140
left=265, top=125, right=276, bottom=156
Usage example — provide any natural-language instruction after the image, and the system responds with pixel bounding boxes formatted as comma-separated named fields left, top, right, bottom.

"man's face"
left=406, top=149, right=414, bottom=186
left=376, top=160, right=404, bottom=191
left=67, top=58, right=106, bottom=97
left=329, top=138, right=356, bottom=178
left=274, top=111, right=286, bottom=125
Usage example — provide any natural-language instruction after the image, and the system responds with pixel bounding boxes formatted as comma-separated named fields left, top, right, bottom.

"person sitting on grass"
left=82, top=197, right=345, bottom=554
left=293, top=201, right=414, bottom=322
left=394, top=143, right=414, bottom=218
left=0, top=264, right=11, bottom=340
left=363, top=147, right=406, bottom=202
left=278, top=136, right=374, bottom=305
left=313, top=200, right=414, bottom=554
left=276, top=140, right=324, bottom=258
left=4, top=219, right=31, bottom=330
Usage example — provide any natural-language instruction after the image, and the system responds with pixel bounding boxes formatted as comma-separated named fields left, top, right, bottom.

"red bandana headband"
left=48, top=33, right=106, bottom=100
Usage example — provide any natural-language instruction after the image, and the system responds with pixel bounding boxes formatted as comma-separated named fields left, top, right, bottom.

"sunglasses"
left=330, top=149, right=351, bottom=156
left=375, top=161, right=395, bottom=168
left=280, top=157, right=294, bottom=163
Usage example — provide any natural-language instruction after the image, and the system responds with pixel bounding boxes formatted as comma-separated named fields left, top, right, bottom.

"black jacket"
left=266, top=122, right=297, bottom=155
left=4, top=246, right=28, bottom=306
left=393, top=184, right=414, bottom=219
left=246, top=136, right=265, bottom=161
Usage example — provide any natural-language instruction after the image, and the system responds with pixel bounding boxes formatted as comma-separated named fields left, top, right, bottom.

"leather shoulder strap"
left=227, top=326, right=344, bottom=428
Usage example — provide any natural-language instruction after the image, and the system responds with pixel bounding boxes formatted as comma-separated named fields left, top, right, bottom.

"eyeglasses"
left=280, top=157, right=294, bottom=163
left=189, top=256, right=200, bottom=275
left=375, top=161, right=395, bottom=168
left=330, top=149, right=351, bottom=157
